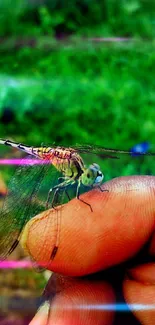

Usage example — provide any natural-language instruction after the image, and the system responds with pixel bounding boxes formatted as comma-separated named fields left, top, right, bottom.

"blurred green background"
left=0, top=0, right=155, bottom=148
left=0, top=1, right=155, bottom=324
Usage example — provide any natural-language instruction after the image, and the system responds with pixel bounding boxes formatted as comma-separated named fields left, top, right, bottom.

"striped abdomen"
left=0, top=139, right=85, bottom=179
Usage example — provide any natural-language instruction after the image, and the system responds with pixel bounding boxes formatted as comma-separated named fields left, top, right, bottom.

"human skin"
left=21, top=176, right=155, bottom=325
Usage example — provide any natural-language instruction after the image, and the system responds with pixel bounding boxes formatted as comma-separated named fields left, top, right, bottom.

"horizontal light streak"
left=61, top=303, right=155, bottom=312
left=0, top=158, right=50, bottom=165
left=0, top=260, right=32, bottom=269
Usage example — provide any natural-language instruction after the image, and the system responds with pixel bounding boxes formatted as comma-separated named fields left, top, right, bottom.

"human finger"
left=124, top=263, right=155, bottom=325
left=21, top=176, right=155, bottom=276
left=30, top=273, right=115, bottom=325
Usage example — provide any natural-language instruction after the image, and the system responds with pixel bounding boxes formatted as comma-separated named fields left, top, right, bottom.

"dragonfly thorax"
left=81, top=163, right=104, bottom=187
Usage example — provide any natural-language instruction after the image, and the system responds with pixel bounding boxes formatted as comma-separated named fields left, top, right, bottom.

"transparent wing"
left=71, top=145, right=155, bottom=180
left=72, top=144, right=155, bottom=157
left=0, top=157, right=63, bottom=260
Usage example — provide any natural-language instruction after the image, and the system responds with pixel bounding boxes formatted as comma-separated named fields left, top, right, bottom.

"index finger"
left=21, top=176, right=155, bottom=276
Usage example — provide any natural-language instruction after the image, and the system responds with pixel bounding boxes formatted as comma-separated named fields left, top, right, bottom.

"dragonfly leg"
left=46, top=177, right=75, bottom=209
left=52, top=186, right=72, bottom=206
left=76, top=181, right=93, bottom=212
left=46, top=187, right=55, bottom=209
left=64, top=189, right=71, bottom=201
left=46, top=186, right=62, bottom=209
left=51, top=185, right=71, bottom=208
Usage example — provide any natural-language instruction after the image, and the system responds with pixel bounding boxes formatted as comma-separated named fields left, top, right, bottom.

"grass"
left=0, top=42, right=154, bottom=149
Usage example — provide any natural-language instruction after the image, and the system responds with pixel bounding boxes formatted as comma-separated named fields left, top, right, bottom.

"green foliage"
left=0, top=0, right=155, bottom=38
left=0, top=43, right=155, bottom=149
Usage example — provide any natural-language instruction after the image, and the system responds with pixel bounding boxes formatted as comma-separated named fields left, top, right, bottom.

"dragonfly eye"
left=95, top=172, right=103, bottom=184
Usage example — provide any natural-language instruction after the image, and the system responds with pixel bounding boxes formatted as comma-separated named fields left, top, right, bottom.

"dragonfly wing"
left=72, top=144, right=155, bottom=158
left=69, top=145, right=155, bottom=181
left=0, top=157, right=59, bottom=260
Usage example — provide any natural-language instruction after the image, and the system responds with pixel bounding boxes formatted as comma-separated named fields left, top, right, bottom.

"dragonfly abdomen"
left=0, top=139, right=85, bottom=180
left=0, top=139, right=35, bottom=155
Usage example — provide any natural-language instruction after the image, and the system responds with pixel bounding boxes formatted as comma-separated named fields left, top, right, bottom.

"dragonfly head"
left=81, top=163, right=104, bottom=187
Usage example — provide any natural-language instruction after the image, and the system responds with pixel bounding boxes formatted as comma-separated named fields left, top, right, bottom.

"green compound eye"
left=87, top=173, right=90, bottom=178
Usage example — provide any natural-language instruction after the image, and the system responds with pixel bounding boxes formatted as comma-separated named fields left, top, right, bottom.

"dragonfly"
left=0, top=138, right=154, bottom=267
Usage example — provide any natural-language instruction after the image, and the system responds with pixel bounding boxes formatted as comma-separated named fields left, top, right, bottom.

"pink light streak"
left=0, top=260, right=33, bottom=269
left=0, top=158, right=50, bottom=165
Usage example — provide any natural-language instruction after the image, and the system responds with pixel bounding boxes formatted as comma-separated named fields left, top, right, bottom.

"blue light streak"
left=64, top=303, right=155, bottom=312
